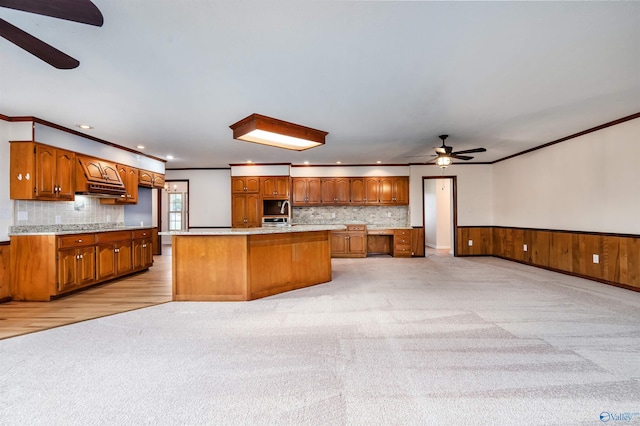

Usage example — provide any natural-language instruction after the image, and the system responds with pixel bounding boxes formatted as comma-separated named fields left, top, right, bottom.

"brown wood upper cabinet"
left=261, top=176, right=290, bottom=199
left=10, top=141, right=76, bottom=201
left=364, top=177, right=409, bottom=205
left=231, top=193, right=261, bottom=228
left=101, top=164, right=139, bottom=205
left=231, top=176, right=260, bottom=193
left=292, top=178, right=322, bottom=206
left=139, top=170, right=166, bottom=189
left=293, top=176, right=408, bottom=206
left=321, top=178, right=350, bottom=205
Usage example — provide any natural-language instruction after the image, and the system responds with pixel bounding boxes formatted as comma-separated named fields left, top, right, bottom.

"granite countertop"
left=160, top=224, right=346, bottom=236
left=9, top=224, right=154, bottom=236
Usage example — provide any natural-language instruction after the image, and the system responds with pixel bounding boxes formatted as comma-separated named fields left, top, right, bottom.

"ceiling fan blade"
left=450, top=147, right=487, bottom=155
left=0, top=18, right=79, bottom=69
left=0, top=0, right=103, bottom=26
left=451, top=154, right=473, bottom=160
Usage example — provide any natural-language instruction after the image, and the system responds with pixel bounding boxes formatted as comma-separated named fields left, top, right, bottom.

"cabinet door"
left=97, top=244, right=116, bottom=280
left=335, top=178, right=350, bottom=204
left=57, top=249, right=78, bottom=292
left=56, top=149, right=76, bottom=200
left=115, top=241, right=132, bottom=275
left=364, top=178, right=379, bottom=204
left=152, top=173, right=165, bottom=189
left=245, top=193, right=261, bottom=227
left=231, top=194, right=261, bottom=228
left=77, top=246, right=96, bottom=286
left=393, top=177, right=409, bottom=204
left=232, top=176, right=259, bottom=193
left=35, top=145, right=57, bottom=199
left=348, top=233, right=367, bottom=255
left=124, top=166, right=139, bottom=203
left=306, top=178, right=321, bottom=205
left=231, top=193, right=249, bottom=227
left=133, top=239, right=153, bottom=269
left=274, top=177, right=290, bottom=198
left=101, top=162, right=120, bottom=184
left=80, top=157, right=108, bottom=183
left=139, top=170, right=154, bottom=187
left=292, top=178, right=309, bottom=205
left=350, top=178, right=365, bottom=204
left=261, top=177, right=278, bottom=198
left=330, top=232, right=348, bottom=256
left=321, top=178, right=336, bottom=204
left=378, top=177, right=394, bottom=204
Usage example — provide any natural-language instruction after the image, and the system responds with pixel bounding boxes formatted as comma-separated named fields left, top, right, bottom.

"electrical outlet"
left=468, top=240, right=473, bottom=247
left=523, top=244, right=528, bottom=252
left=593, top=254, right=599, bottom=264
left=55, top=215, right=61, bottom=224
left=331, top=212, right=336, bottom=218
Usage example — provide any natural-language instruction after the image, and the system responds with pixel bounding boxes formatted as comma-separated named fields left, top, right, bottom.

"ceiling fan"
left=0, top=0, right=103, bottom=69
left=426, top=135, right=486, bottom=167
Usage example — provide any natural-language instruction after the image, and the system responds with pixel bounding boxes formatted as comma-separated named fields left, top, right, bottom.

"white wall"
left=492, top=118, right=640, bottom=234
left=164, top=169, right=231, bottom=227
left=0, top=121, right=33, bottom=241
left=424, top=178, right=453, bottom=249
left=232, top=165, right=289, bottom=176
left=410, top=164, right=493, bottom=227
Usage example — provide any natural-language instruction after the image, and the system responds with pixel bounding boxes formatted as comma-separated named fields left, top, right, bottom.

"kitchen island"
left=161, top=225, right=345, bottom=301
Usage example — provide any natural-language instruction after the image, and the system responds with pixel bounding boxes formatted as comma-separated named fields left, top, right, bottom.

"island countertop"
left=160, top=224, right=346, bottom=236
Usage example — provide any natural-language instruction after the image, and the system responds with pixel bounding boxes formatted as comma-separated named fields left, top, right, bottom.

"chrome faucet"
left=280, top=199, right=291, bottom=223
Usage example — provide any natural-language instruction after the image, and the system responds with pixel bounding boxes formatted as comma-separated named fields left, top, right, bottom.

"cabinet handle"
left=76, top=239, right=82, bottom=243
left=79, top=254, right=83, bottom=259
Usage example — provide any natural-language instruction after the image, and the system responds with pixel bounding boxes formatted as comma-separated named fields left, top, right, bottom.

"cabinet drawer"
left=395, top=236, right=411, bottom=245
left=394, top=229, right=411, bottom=237
left=346, top=225, right=366, bottom=232
left=58, top=233, right=96, bottom=249
left=96, top=230, right=132, bottom=243
left=368, top=229, right=393, bottom=235
left=132, top=229, right=152, bottom=239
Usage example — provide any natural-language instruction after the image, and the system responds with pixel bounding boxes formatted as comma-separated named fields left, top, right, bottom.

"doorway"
left=422, top=176, right=457, bottom=255
left=161, top=180, right=189, bottom=246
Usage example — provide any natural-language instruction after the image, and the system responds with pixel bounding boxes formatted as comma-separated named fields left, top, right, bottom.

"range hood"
left=75, top=156, right=126, bottom=197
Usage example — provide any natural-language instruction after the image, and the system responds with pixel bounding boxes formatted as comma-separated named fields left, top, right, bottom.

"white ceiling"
left=1, top=1, right=639, bottom=168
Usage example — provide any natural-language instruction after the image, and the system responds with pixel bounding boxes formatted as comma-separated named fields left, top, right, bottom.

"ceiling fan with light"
left=420, top=135, right=487, bottom=168
left=0, top=0, right=103, bottom=69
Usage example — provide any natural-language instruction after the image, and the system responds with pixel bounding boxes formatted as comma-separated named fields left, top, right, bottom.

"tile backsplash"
left=13, top=195, right=124, bottom=227
left=293, top=206, right=409, bottom=227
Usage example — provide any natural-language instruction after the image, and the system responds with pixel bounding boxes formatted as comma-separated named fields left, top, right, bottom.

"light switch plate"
left=593, top=254, right=599, bottom=264
left=468, top=240, right=473, bottom=246
left=17, top=211, right=28, bottom=221
left=524, top=244, right=528, bottom=252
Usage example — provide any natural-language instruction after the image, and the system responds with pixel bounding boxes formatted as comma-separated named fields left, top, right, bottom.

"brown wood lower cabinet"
left=457, top=226, right=639, bottom=291
left=331, top=225, right=367, bottom=258
left=0, top=243, right=11, bottom=301
left=10, top=228, right=153, bottom=301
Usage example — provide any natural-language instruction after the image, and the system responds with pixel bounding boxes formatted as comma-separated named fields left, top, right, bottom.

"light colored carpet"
left=1, top=253, right=639, bottom=425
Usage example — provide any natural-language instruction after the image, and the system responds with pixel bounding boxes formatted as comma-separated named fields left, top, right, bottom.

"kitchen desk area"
left=162, top=225, right=345, bottom=301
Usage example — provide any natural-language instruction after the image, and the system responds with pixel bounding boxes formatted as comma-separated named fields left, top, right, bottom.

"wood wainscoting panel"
left=572, top=233, right=605, bottom=280
left=459, top=226, right=638, bottom=291
left=411, top=227, right=425, bottom=257
left=457, top=227, right=492, bottom=256
left=549, top=232, right=573, bottom=272
left=292, top=231, right=332, bottom=288
left=172, top=235, right=248, bottom=301
left=10, top=235, right=57, bottom=301
left=0, top=243, right=10, bottom=301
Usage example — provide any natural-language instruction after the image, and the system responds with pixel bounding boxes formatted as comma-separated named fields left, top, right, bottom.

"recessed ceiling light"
left=246, top=160, right=253, bottom=163
left=376, top=160, right=382, bottom=164
left=336, top=161, right=342, bottom=164
left=136, top=145, right=145, bottom=150
left=166, top=155, right=174, bottom=160
left=303, top=161, right=310, bottom=165
left=77, top=124, right=93, bottom=130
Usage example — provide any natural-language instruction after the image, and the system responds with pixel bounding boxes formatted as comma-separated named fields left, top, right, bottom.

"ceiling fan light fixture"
left=230, top=113, right=328, bottom=151
left=436, top=156, right=452, bottom=168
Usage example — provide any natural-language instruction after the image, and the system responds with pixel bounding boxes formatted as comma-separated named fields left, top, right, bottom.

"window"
left=168, top=192, right=187, bottom=231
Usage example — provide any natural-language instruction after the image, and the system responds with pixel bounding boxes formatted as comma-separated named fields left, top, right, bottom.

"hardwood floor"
left=0, top=247, right=172, bottom=340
